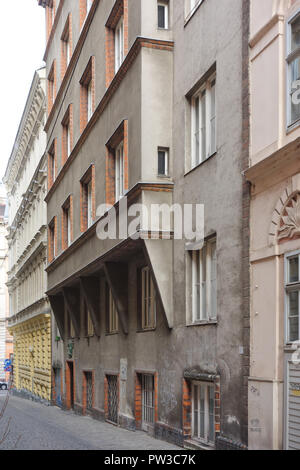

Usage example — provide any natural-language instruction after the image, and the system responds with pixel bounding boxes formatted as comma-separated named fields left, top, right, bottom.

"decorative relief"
left=278, top=192, right=300, bottom=241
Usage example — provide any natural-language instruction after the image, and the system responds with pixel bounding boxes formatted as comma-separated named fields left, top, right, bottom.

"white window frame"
left=158, top=148, right=169, bottom=176
left=66, top=123, right=71, bottom=157
left=141, top=267, right=156, bottom=330
left=115, top=16, right=124, bottom=73
left=87, top=0, right=93, bottom=13
left=115, top=141, right=125, bottom=202
left=191, top=238, right=217, bottom=323
left=51, top=153, right=56, bottom=182
left=192, top=381, right=215, bottom=445
left=191, top=74, right=216, bottom=169
left=285, top=250, right=300, bottom=344
left=287, top=11, right=300, bottom=128
left=158, top=1, right=169, bottom=29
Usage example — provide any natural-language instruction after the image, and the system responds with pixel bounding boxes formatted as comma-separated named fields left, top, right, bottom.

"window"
left=80, top=57, right=95, bottom=132
left=80, top=166, right=95, bottom=232
left=141, top=267, right=156, bottom=330
left=62, top=196, right=72, bottom=250
left=61, top=15, right=72, bottom=79
left=158, top=2, right=169, bottom=29
left=192, top=382, right=215, bottom=445
left=287, top=14, right=300, bottom=126
left=48, top=218, right=56, bottom=263
left=141, top=374, right=155, bottom=428
left=115, top=141, right=125, bottom=202
left=62, top=105, right=73, bottom=164
left=48, top=141, right=56, bottom=188
left=47, top=61, right=56, bottom=114
left=191, top=74, right=216, bottom=168
left=115, top=16, right=124, bottom=73
left=158, top=148, right=169, bottom=176
left=189, top=238, right=217, bottom=323
left=107, top=287, right=118, bottom=334
left=285, top=252, right=300, bottom=343
left=84, top=371, right=93, bottom=411
left=85, top=302, right=94, bottom=337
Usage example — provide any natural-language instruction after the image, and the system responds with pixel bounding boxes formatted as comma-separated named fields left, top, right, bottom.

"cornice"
left=46, top=181, right=174, bottom=274
left=45, top=36, right=174, bottom=203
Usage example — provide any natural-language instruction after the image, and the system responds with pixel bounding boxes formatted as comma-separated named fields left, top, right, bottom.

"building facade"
left=4, top=68, right=53, bottom=403
left=0, top=184, right=12, bottom=383
left=247, top=0, right=300, bottom=450
left=39, top=0, right=249, bottom=448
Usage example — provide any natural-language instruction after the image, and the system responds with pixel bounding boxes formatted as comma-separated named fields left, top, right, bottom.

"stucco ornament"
left=278, top=193, right=300, bottom=240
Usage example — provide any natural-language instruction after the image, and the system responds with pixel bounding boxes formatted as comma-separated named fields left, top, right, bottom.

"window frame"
left=189, top=237, right=217, bottom=324
left=157, top=1, right=169, bottom=30
left=191, top=73, right=216, bottom=169
left=80, top=165, right=95, bottom=233
left=158, top=147, right=169, bottom=177
left=108, top=287, right=118, bottom=334
left=115, top=140, right=125, bottom=202
left=285, top=250, right=300, bottom=344
left=191, top=381, right=215, bottom=445
left=141, top=267, right=157, bottom=330
left=115, top=16, right=124, bottom=73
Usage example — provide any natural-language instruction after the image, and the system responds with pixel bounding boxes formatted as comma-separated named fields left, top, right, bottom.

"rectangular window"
left=142, top=374, right=155, bottom=428
left=191, top=74, right=216, bottom=168
left=108, top=287, right=118, bottom=334
left=285, top=252, right=300, bottom=343
left=85, top=371, right=93, bottom=411
left=158, top=148, right=169, bottom=176
left=158, top=2, right=169, bottom=29
left=61, top=15, right=72, bottom=79
left=287, top=14, right=300, bottom=126
left=115, top=141, right=125, bottom=202
left=85, top=302, right=94, bottom=337
left=190, top=238, right=217, bottom=323
left=48, top=141, right=56, bottom=187
left=62, top=196, right=72, bottom=250
left=62, top=105, right=73, bottom=164
left=48, top=61, right=56, bottom=114
left=141, top=267, right=156, bottom=330
left=115, top=16, right=124, bottom=73
left=48, top=218, right=56, bottom=263
left=80, top=57, right=95, bottom=132
left=192, top=382, right=215, bottom=445
left=80, top=166, right=95, bottom=232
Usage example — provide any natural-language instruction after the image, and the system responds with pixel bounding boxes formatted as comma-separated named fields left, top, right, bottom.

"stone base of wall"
left=216, top=435, right=248, bottom=450
left=155, top=421, right=183, bottom=447
left=118, top=413, right=136, bottom=432
left=11, top=387, right=51, bottom=407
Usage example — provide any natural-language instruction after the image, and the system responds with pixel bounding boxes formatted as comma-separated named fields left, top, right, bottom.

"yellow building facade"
left=4, top=69, right=53, bottom=403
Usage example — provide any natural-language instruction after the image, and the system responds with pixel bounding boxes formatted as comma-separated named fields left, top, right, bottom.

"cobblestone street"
left=0, top=392, right=180, bottom=450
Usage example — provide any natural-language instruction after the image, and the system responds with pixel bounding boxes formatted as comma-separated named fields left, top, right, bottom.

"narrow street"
left=0, top=392, right=180, bottom=450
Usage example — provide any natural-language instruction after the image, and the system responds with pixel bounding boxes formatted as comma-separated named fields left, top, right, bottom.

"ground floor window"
left=106, top=375, right=119, bottom=424
left=192, top=381, right=215, bottom=445
left=84, top=371, right=93, bottom=411
left=142, top=374, right=155, bottom=429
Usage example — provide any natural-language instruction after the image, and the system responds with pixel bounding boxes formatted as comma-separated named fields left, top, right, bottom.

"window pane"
left=200, top=91, right=206, bottom=162
left=209, top=386, right=215, bottom=442
left=210, top=241, right=217, bottom=319
left=200, top=385, right=205, bottom=439
left=194, top=97, right=200, bottom=166
left=289, top=256, right=299, bottom=283
left=158, top=151, right=166, bottom=175
left=290, top=58, right=300, bottom=122
left=291, top=16, right=300, bottom=53
left=210, top=82, right=216, bottom=154
left=158, top=5, right=165, bottom=28
left=289, top=291, right=299, bottom=342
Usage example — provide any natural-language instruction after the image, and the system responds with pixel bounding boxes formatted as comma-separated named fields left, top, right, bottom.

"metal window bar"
left=107, top=375, right=119, bottom=424
left=85, top=372, right=93, bottom=410
left=142, top=374, right=155, bottom=425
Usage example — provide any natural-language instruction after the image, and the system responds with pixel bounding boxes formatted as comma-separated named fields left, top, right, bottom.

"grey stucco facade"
left=40, top=0, right=249, bottom=449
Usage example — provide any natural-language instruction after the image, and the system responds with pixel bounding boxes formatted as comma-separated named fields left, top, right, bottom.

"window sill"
left=286, top=118, right=300, bottom=134
left=187, top=320, right=217, bottom=327
left=184, top=151, right=217, bottom=177
left=136, top=328, right=156, bottom=333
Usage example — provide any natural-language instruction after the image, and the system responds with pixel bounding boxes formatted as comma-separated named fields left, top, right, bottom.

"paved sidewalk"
left=0, top=393, right=180, bottom=450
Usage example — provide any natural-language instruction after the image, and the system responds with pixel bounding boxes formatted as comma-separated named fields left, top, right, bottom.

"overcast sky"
left=0, top=0, right=45, bottom=182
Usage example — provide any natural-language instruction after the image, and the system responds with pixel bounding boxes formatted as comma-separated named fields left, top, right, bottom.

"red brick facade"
left=65, top=361, right=76, bottom=410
